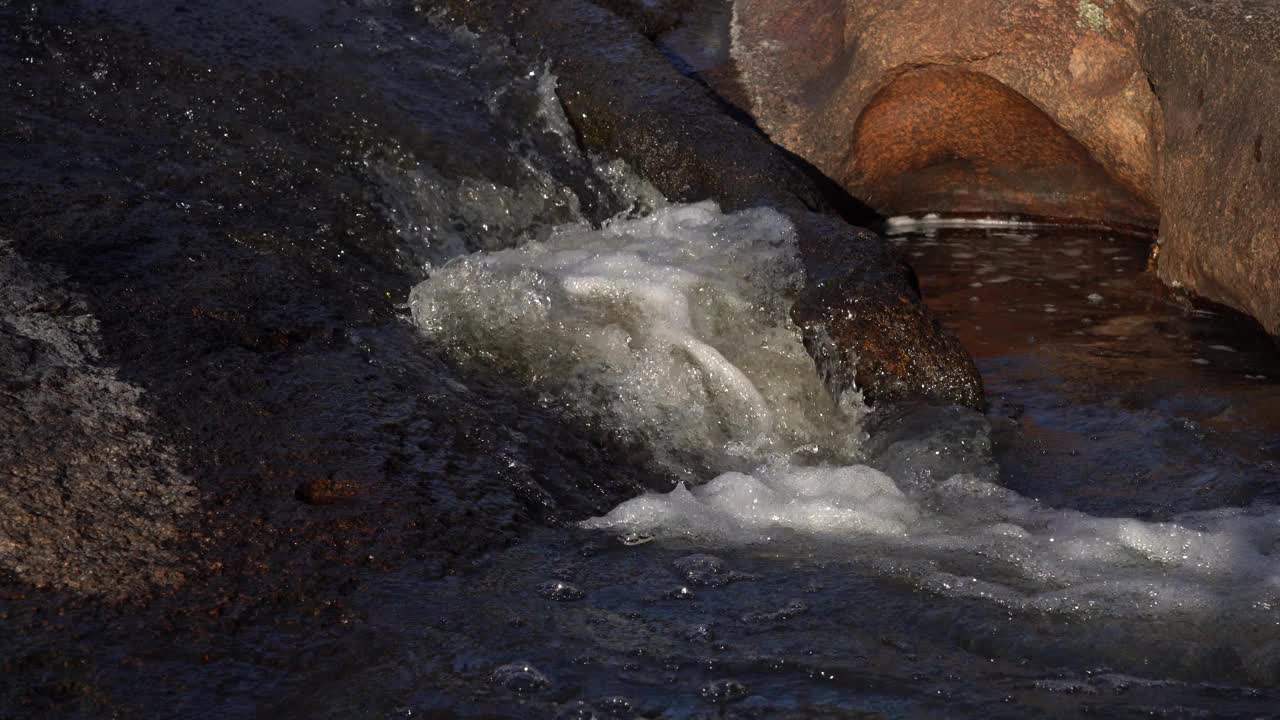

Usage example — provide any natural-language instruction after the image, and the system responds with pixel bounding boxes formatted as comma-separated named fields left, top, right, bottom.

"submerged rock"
left=789, top=212, right=984, bottom=410
left=1139, top=1, right=1280, bottom=337
left=721, top=0, right=1160, bottom=227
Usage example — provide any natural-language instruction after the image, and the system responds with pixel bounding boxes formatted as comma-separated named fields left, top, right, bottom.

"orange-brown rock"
left=726, top=0, right=1161, bottom=227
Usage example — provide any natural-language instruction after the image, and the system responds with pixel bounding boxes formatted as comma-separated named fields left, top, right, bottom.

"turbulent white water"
left=411, top=200, right=860, bottom=479
left=585, top=457, right=1280, bottom=615
left=410, top=199, right=1280, bottom=618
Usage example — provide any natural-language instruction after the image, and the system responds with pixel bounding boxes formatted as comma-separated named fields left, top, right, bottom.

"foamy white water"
left=410, top=201, right=861, bottom=479
left=411, top=200, right=1280, bottom=617
left=584, top=457, right=1280, bottom=615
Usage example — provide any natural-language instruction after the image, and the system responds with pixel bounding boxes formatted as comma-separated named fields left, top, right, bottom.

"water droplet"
left=595, top=696, right=633, bottom=715
left=665, top=586, right=695, bottom=600
left=537, top=580, right=585, bottom=601
left=685, top=624, right=715, bottom=642
left=699, top=678, right=748, bottom=703
left=672, top=554, right=748, bottom=587
left=492, top=662, right=551, bottom=693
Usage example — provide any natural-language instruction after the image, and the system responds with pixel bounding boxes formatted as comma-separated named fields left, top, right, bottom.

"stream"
left=1, top=1, right=1278, bottom=718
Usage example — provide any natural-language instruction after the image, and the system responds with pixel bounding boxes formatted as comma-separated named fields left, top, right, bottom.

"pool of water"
left=886, top=219, right=1280, bottom=518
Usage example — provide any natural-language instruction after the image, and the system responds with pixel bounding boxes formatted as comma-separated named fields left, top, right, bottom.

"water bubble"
left=554, top=701, right=597, bottom=720
left=741, top=600, right=808, bottom=624
left=594, top=696, right=633, bottom=715
left=699, top=678, right=748, bottom=704
left=685, top=624, right=715, bottom=642
left=492, top=662, right=551, bottom=693
left=672, top=554, right=748, bottom=588
left=619, top=532, right=654, bottom=546
left=665, top=586, right=695, bottom=600
left=550, top=564, right=578, bottom=580
left=537, top=580, right=585, bottom=601
left=554, top=696, right=635, bottom=720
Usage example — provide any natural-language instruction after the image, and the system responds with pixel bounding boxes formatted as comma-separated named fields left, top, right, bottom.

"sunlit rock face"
left=719, top=0, right=1160, bottom=227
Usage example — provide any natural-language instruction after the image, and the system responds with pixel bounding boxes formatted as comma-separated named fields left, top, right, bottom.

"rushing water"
left=397, top=198, right=1280, bottom=717
left=4, top=1, right=1280, bottom=718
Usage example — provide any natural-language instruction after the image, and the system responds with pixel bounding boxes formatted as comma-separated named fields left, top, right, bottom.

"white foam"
left=584, top=456, right=1280, bottom=615
left=582, top=460, right=918, bottom=541
left=410, top=201, right=863, bottom=478
left=884, top=215, right=1045, bottom=236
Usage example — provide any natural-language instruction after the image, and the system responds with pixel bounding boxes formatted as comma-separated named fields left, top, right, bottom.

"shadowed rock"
left=1139, top=1, right=1280, bottom=337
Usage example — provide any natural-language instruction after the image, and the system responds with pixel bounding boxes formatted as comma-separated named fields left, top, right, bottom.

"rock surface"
left=1139, top=0, right=1280, bottom=336
left=723, top=0, right=1161, bottom=227
left=0, top=244, right=196, bottom=598
left=0, top=0, right=984, bottom=609
left=0, top=0, right=660, bottom=602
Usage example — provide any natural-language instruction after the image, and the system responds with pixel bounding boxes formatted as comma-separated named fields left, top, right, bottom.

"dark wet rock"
left=591, top=0, right=694, bottom=35
left=1139, top=1, right=1280, bottom=337
left=0, top=0, right=661, bottom=607
left=789, top=212, right=985, bottom=410
left=432, top=0, right=985, bottom=410
left=434, top=0, right=823, bottom=214
left=719, top=0, right=1160, bottom=227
